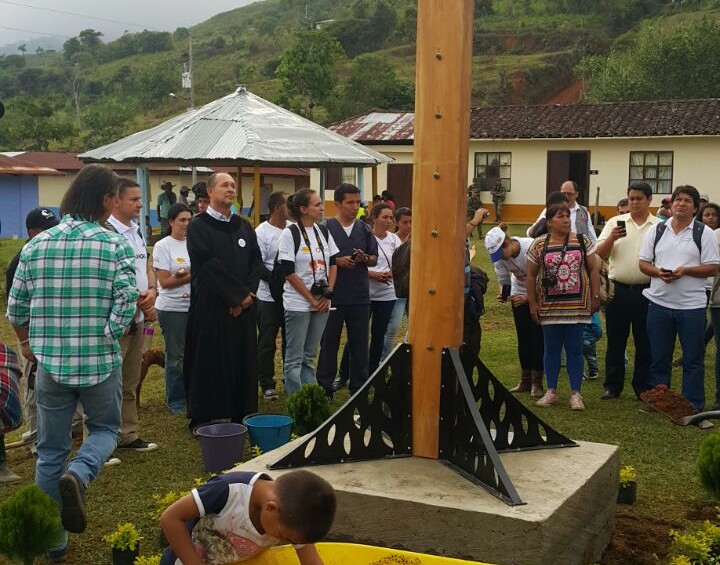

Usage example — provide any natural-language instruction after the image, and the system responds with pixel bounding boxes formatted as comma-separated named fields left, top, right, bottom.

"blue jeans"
left=541, top=324, right=584, bottom=391
left=382, top=298, right=407, bottom=360
left=284, top=310, right=329, bottom=396
left=369, top=300, right=396, bottom=374
left=648, top=302, right=706, bottom=411
left=35, top=364, right=121, bottom=548
left=157, top=309, right=188, bottom=415
left=583, top=339, right=599, bottom=375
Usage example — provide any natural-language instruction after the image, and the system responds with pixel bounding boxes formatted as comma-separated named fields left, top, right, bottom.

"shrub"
left=698, top=431, right=720, bottom=500
left=619, top=465, right=636, bottom=486
left=0, top=485, right=63, bottom=565
left=134, top=555, right=161, bottom=565
left=286, top=384, right=331, bottom=436
left=102, top=523, right=143, bottom=552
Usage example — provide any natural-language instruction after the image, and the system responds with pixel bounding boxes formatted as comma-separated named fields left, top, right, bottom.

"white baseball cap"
left=484, top=226, right=507, bottom=263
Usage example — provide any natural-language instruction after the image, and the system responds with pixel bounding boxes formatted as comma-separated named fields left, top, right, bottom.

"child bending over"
left=161, top=470, right=336, bottom=565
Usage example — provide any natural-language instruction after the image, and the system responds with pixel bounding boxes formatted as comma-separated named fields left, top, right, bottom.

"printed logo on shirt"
left=544, top=249, right=582, bottom=297
left=301, top=246, right=310, bottom=254
left=175, top=257, right=187, bottom=264
left=311, top=259, right=326, bottom=273
left=136, top=252, right=146, bottom=260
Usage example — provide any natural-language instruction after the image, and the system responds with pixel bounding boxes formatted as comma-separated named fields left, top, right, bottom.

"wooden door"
left=387, top=163, right=414, bottom=208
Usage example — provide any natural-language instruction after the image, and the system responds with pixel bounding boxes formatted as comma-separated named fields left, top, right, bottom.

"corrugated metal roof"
left=329, top=111, right=415, bottom=143
left=330, top=99, right=720, bottom=142
left=79, top=87, right=392, bottom=167
left=0, top=155, right=63, bottom=176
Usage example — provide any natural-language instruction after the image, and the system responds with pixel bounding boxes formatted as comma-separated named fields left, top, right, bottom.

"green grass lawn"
left=0, top=225, right=716, bottom=564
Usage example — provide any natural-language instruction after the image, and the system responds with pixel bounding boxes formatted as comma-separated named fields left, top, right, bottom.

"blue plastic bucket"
left=195, top=423, right=247, bottom=473
left=242, top=413, right=293, bottom=453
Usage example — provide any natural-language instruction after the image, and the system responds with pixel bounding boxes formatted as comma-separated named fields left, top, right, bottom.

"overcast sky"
left=1, top=0, right=256, bottom=46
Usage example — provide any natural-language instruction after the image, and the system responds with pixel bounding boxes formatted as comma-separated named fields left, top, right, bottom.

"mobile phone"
left=660, top=268, right=673, bottom=273
left=351, top=250, right=359, bottom=260
left=616, top=220, right=626, bottom=236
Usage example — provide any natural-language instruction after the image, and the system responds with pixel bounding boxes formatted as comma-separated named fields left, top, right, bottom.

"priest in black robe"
left=184, top=172, right=263, bottom=432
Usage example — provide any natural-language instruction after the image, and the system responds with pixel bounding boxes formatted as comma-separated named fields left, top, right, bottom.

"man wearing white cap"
left=484, top=225, right=544, bottom=396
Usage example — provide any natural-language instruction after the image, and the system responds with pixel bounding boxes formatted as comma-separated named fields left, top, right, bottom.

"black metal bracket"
left=457, top=347, right=577, bottom=452
left=269, top=344, right=412, bottom=469
left=269, top=343, right=576, bottom=508
left=439, top=348, right=523, bottom=505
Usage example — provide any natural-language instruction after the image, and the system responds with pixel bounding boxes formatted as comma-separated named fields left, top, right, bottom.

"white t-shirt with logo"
left=277, top=225, right=339, bottom=312
left=152, top=236, right=191, bottom=312
left=255, top=220, right=290, bottom=303
left=369, top=232, right=400, bottom=301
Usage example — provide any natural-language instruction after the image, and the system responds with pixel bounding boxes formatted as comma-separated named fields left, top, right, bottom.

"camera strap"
left=298, top=223, right=328, bottom=285
left=541, top=233, right=570, bottom=283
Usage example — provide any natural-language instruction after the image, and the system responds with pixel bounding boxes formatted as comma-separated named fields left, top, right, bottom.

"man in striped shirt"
left=7, top=165, right=138, bottom=562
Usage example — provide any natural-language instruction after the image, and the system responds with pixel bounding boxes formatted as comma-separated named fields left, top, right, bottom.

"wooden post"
left=372, top=167, right=378, bottom=199
left=236, top=166, right=243, bottom=212
left=408, top=0, right=474, bottom=458
left=253, top=165, right=261, bottom=226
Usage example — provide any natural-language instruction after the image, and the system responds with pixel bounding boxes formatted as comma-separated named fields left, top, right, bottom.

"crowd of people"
left=3, top=165, right=719, bottom=563
left=484, top=180, right=720, bottom=417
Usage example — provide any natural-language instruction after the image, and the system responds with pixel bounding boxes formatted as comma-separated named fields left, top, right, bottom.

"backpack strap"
left=692, top=219, right=704, bottom=255
left=289, top=223, right=302, bottom=255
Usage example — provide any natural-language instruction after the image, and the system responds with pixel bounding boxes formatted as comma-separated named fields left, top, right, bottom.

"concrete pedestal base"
left=237, top=440, right=619, bottom=565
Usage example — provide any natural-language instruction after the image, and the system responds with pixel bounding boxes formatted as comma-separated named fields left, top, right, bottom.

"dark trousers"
left=512, top=301, right=544, bottom=371
left=317, top=304, right=370, bottom=395
left=256, top=300, right=286, bottom=391
left=603, top=283, right=653, bottom=397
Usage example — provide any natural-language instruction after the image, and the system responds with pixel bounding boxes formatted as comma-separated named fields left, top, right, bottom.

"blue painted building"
left=0, top=155, right=62, bottom=238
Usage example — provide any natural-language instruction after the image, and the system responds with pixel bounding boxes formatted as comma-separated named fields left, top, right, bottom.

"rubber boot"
left=530, top=370, right=545, bottom=398
left=509, top=369, right=532, bottom=393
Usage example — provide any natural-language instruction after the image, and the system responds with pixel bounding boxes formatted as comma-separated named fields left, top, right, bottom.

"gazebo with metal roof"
left=79, top=86, right=391, bottom=231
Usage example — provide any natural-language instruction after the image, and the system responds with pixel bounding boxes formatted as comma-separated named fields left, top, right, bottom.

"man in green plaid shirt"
left=6, top=165, right=138, bottom=563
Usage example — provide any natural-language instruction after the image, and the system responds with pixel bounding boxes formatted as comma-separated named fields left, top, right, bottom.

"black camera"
left=541, top=274, right=557, bottom=288
left=311, top=279, right=333, bottom=299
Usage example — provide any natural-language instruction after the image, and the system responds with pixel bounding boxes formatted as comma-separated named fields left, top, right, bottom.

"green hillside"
left=0, top=0, right=716, bottom=152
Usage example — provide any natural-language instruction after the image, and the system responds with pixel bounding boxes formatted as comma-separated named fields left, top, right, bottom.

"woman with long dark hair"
left=277, top=189, right=338, bottom=395
left=153, top=203, right=193, bottom=414
left=526, top=203, right=600, bottom=411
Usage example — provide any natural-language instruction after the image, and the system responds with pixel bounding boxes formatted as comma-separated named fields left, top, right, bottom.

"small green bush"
left=698, top=431, right=720, bottom=500
left=0, top=485, right=63, bottom=565
left=134, top=554, right=161, bottom=565
left=102, top=523, right=143, bottom=552
left=285, top=384, right=331, bottom=436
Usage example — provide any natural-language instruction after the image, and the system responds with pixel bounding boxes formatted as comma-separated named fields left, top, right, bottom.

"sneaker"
left=117, top=438, right=158, bottom=452
left=535, top=390, right=557, bottom=407
left=46, top=545, right=68, bottom=564
left=58, top=471, right=86, bottom=533
left=263, top=388, right=278, bottom=400
left=587, top=372, right=598, bottom=380
left=331, top=376, right=348, bottom=392
left=0, top=463, right=22, bottom=484
left=569, top=392, right=585, bottom=411
left=103, top=457, right=121, bottom=467
left=697, top=419, right=714, bottom=430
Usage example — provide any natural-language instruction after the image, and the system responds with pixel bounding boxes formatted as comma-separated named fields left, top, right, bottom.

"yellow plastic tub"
left=241, top=542, right=490, bottom=564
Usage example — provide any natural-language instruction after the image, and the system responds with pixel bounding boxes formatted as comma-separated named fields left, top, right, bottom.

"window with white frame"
left=629, top=151, right=673, bottom=194
left=474, top=152, right=511, bottom=191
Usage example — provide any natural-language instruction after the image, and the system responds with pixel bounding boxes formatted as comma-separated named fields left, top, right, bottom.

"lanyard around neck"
left=299, top=223, right=327, bottom=283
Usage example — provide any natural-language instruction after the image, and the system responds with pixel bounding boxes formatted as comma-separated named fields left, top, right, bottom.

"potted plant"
left=617, top=465, right=637, bottom=504
left=103, top=523, right=143, bottom=565
left=0, top=485, right=63, bottom=565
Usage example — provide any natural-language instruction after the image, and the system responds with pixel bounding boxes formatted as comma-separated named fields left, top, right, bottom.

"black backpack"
left=268, top=223, right=330, bottom=303
left=466, top=266, right=489, bottom=319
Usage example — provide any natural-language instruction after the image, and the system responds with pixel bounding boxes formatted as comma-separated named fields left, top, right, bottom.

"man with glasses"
left=530, top=180, right=597, bottom=244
